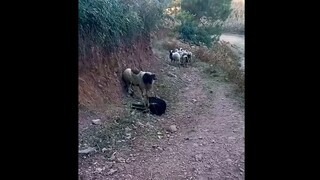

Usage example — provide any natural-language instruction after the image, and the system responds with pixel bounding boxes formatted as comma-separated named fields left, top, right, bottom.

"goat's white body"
left=122, top=68, right=154, bottom=107
left=171, top=52, right=181, bottom=63
left=123, top=68, right=154, bottom=92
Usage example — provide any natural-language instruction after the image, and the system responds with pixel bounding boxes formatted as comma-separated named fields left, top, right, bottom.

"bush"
left=175, top=0, right=232, bottom=47
left=181, top=0, right=232, bottom=21
left=79, top=0, right=166, bottom=53
left=176, top=11, right=221, bottom=47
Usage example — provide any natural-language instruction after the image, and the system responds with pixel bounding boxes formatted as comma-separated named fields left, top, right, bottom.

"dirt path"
left=79, top=39, right=245, bottom=180
left=220, top=33, right=245, bottom=71
left=220, top=34, right=244, bottom=50
left=116, top=67, right=244, bottom=180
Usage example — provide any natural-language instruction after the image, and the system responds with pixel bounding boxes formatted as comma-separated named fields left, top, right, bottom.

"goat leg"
left=140, top=88, right=149, bottom=108
left=131, top=103, right=147, bottom=110
left=128, top=84, right=134, bottom=96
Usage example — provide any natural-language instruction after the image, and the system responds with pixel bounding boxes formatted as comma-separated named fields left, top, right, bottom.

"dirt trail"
left=220, top=34, right=244, bottom=50
left=220, top=33, right=245, bottom=70
left=117, top=67, right=245, bottom=180
left=79, top=39, right=245, bottom=180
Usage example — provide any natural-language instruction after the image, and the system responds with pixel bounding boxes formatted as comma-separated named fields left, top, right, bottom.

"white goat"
left=169, top=50, right=181, bottom=65
left=122, top=68, right=156, bottom=107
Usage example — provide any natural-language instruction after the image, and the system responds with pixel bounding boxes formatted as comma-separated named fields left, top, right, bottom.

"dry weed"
left=223, top=0, right=245, bottom=33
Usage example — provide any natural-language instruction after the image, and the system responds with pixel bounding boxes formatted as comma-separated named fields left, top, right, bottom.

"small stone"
left=126, top=174, right=133, bottom=179
left=117, top=157, right=126, bottom=163
left=167, top=72, right=177, bottom=78
left=210, top=90, right=213, bottom=93
left=125, top=127, right=132, bottom=132
left=137, top=121, right=145, bottom=127
left=96, top=167, right=103, bottom=173
left=109, top=152, right=116, bottom=161
left=107, top=168, right=117, bottom=175
left=92, top=119, right=101, bottom=125
left=125, top=133, right=132, bottom=139
left=79, top=147, right=95, bottom=154
left=239, top=168, right=244, bottom=172
left=146, top=122, right=153, bottom=128
left=195, top=154, right=203, bottom=161
left=191, top=99, right=197, bottom=103
left=168, top=125, right=177, bottom=132
left=102, top=148, right=108, bottom=153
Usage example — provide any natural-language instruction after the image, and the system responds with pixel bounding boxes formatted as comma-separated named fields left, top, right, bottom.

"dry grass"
left=223, top=0, right=245, bottom=34
left=161, top=39, right=179, bottom=51
left=196, top=41, right=244, bottom=93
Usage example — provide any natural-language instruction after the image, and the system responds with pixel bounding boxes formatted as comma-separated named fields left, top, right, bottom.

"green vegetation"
left=79, top=0, right=167, bottom=54
left=175, top=0, right=232, bottom=47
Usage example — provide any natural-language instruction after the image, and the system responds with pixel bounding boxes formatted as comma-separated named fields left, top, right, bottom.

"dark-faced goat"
left=122, top=68, right=156, bottom=107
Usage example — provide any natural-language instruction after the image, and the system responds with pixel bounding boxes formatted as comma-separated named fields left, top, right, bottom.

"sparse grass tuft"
left=79, top=113, right=134, bottom=153
left=161, top=39, right=179, bottom=51
left=79, top=104, right=166, bottom=157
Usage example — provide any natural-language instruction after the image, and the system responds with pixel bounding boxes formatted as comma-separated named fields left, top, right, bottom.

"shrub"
left=175, top=0, right=232, bottom=47
left=79, top=0, right=167, bottom=55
